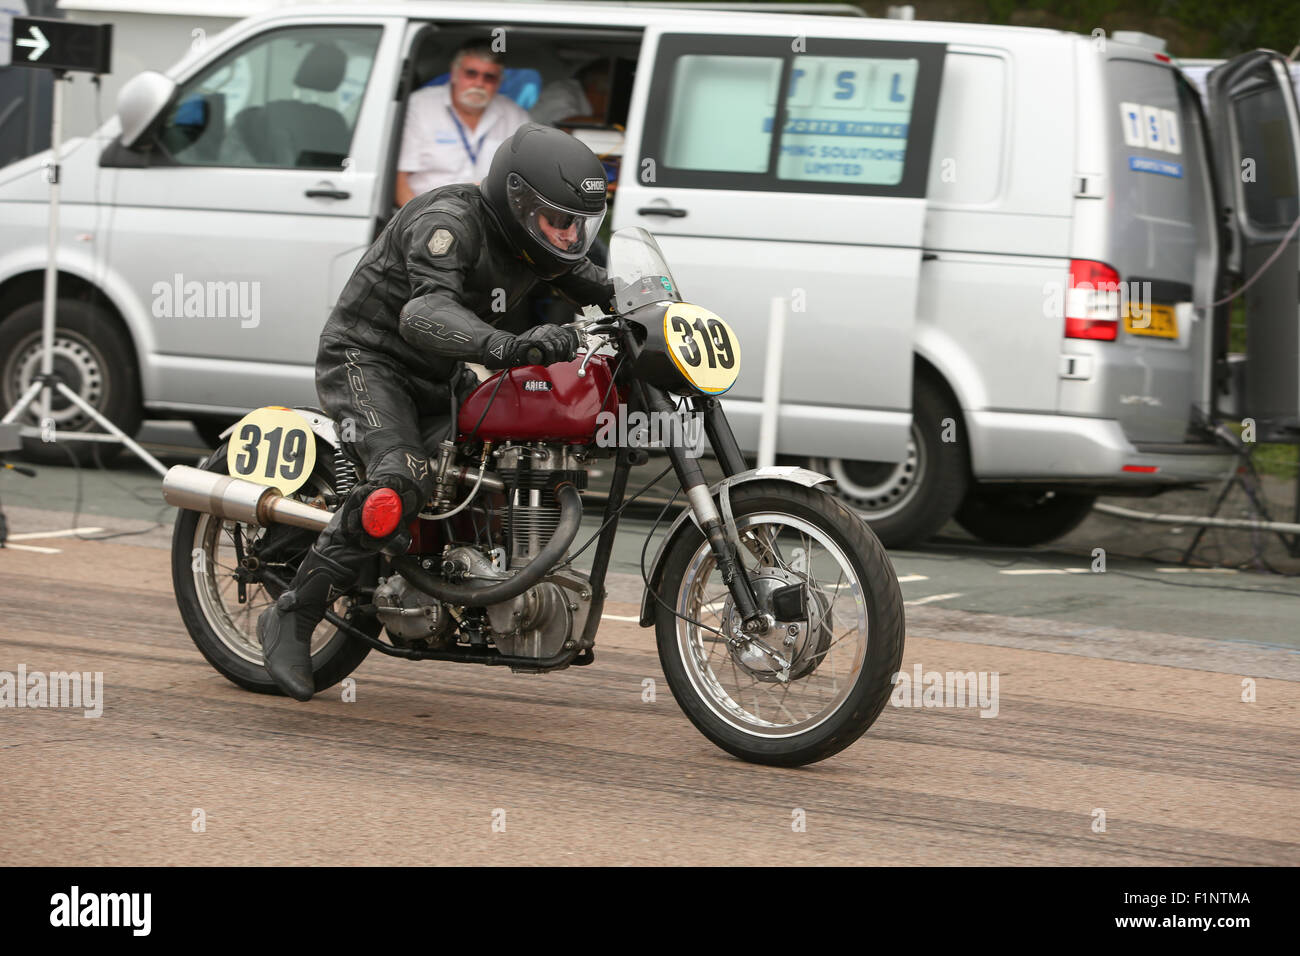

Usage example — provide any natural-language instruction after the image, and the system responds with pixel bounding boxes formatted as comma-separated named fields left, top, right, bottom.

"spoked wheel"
left=170, top=442, right=375, bottom=696
left=655, top=481, right=905, bottom=766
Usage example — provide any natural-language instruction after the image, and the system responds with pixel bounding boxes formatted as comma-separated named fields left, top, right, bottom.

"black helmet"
left=481, top=123, right=608, bottom=280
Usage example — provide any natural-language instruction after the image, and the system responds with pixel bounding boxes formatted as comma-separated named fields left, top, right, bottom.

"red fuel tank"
left=456, top=356, right=621, bottom=443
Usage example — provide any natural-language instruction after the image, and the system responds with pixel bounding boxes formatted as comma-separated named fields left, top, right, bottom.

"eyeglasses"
left=459, top=67, right=502, bottom=83
left=541, top=210, right=580, bottom=230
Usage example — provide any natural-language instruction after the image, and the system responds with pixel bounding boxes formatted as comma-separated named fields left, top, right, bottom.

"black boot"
left=257, top=543, right=359, bottom=701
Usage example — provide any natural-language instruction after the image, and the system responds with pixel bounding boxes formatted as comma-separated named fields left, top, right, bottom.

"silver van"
left=1, top=3, right=1296, bottom=547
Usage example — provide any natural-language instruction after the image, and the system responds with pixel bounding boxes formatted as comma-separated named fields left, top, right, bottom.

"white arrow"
left=17, top=25, right=50, bottom=62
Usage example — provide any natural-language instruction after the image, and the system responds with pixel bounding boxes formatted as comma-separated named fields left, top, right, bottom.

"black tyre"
left=807, top=377, right=967, bottom=549
left=0, top=298, right=143, bottom=465
left=954, top=488, right=1096, bottom=547
left=170, top=440, right=375, bottom=696
left=654, top=481, right=905, bottom=766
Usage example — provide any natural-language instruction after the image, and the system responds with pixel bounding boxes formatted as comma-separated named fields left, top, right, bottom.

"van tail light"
left=1065, top=259, right=1120, bottom=341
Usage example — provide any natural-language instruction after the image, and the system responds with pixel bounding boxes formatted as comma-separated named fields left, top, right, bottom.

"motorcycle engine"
left=377, top=443, right=594, bottom=669
left=374, top=574, right=453, bottom=645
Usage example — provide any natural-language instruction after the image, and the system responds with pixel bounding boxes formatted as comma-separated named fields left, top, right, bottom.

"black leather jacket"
left=318, top=183, right=612, bottom=381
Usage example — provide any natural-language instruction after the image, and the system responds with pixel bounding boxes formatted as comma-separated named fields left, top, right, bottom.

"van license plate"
left=1124, top=303, right=1178, bottom=338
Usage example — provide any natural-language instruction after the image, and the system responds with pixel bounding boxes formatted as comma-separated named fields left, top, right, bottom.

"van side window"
left=643, top=34, right=945, bottom=197
left=663, top=55, right=782, bottom=172
left=157, top=25, right=381, bottom=170
left=776, top=55, right=918, bottom=186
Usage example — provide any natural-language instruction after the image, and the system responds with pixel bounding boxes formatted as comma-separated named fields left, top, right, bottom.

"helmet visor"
left=506, top=174, right=606, bottom=262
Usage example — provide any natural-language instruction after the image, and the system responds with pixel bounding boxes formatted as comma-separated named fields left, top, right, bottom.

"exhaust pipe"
left=162, top=461, right=509, bottom=531
left=162, top=464, right=571, bottom=605
left=162, top=466, right=332, bottom=530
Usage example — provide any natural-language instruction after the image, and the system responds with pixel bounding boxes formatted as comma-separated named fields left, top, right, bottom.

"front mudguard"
left=637, top=465, right=834, bottom=627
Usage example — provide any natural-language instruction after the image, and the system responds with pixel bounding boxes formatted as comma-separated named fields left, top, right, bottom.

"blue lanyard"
left=446, top=106, right=484, bottom=165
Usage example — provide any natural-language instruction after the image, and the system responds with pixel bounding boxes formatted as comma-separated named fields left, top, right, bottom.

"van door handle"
left=306, top=188, right=350, bottom=199
left=637, top=206, right=687, bottom=217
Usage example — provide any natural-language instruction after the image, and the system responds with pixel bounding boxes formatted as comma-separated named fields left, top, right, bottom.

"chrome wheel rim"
left=191, top=474, right=346, bottom=665
left=673, top=513, right=868, bottom=738
left=811, top=424, right=926, bottom=519
left=7, top=331, right=107, bottom=430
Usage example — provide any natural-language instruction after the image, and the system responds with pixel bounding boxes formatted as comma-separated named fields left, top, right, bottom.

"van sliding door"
left=616, top=31, right=945, bottom=461
left=1207, top=51, right=1300, bottom=439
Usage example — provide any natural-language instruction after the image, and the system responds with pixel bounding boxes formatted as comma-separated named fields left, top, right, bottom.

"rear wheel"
left=808, top=377, right=967, bottom=549
left=170, top=440, right=375, bottom=695
left=655, top=482, right=905, bottom=766
left=954, top=488, right=1096, bottom=547
left=0, top=299, right=143, bottom=465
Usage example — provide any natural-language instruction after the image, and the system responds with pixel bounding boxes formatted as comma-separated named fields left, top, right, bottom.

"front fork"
left=636, top=382, right=770, bottom=636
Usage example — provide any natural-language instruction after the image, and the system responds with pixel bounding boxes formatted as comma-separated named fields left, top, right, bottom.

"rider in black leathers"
left=257, top=123, right=613, bottom=700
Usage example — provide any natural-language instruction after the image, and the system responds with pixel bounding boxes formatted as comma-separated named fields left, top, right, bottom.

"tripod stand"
left=0, top=68, right=166, bottom=478
left=1181, top=424, right=1300, bottom=564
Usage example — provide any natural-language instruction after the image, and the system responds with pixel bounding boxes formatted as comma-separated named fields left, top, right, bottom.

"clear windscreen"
left=607, top=227, right=682, bottom=311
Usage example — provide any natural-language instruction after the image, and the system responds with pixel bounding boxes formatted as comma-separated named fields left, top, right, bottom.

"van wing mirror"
left=116, top=71, right=177, bottom=149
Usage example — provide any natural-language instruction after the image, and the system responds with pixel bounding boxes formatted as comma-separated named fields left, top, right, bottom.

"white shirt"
left=530, top=78, right=593, bottom=127
left=398, top=84, right=530, bottom=195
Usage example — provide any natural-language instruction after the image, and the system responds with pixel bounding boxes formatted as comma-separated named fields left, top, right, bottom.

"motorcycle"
left=163, top=227, right=905, bottom=766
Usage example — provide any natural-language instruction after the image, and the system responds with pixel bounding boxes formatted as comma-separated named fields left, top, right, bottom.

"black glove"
left=509, top=324, right=581, bottom=367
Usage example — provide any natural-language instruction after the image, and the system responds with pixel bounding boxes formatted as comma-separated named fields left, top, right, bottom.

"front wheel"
left=170, top=440, right=376, bottom=696
left=655, top=481, right=905, bottom=766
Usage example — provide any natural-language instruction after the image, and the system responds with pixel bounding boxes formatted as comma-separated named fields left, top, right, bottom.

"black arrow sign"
left=9, top=17, right=112, bottom=75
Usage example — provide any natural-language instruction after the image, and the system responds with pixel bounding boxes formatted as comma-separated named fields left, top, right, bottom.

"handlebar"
left=523, top=346, right=545, bottom=366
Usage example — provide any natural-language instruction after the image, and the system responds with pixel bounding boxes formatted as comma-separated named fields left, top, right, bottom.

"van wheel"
left=954, top=489, right=1096, bottom=547
left=807, top=378, right=967, bottom=549
left=0, top=299, right=143, bottom=466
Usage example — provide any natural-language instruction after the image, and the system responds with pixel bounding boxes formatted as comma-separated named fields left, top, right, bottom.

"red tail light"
left=1065, top=259, right=1120, bottom=341
left=361, top=487, right=403, bottom=538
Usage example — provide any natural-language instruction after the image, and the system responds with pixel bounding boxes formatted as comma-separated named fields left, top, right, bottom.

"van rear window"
left=1106, top=60, right=1205, bottom=285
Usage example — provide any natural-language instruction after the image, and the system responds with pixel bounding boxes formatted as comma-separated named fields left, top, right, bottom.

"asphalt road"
left=0, top=423, right=1297, bottom=864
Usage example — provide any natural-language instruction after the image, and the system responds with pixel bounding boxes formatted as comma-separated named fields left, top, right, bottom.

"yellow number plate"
left=1124, top=303, right=1178, bottom=339
left=225, top=406, right=317, bottom=496
left=663, top=303, right=742, bottom=394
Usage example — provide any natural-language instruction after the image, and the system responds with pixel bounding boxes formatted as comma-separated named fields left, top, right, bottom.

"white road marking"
left=896, top=574, right=929, bottom=583
left=2, top=543, right=61, bottom=554
left=904, top=592, right=963, bottom=607
left=1000, top=568, right=1091, bottom=575
left=602, top=614, right=641, bottom=623
left=1155, top=567, right=1238, bottom=574
left=5, top=527, right=103, bottom=541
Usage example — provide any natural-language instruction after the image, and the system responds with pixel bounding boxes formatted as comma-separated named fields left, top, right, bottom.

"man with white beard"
left=395, top=39, right=529, bottom=205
